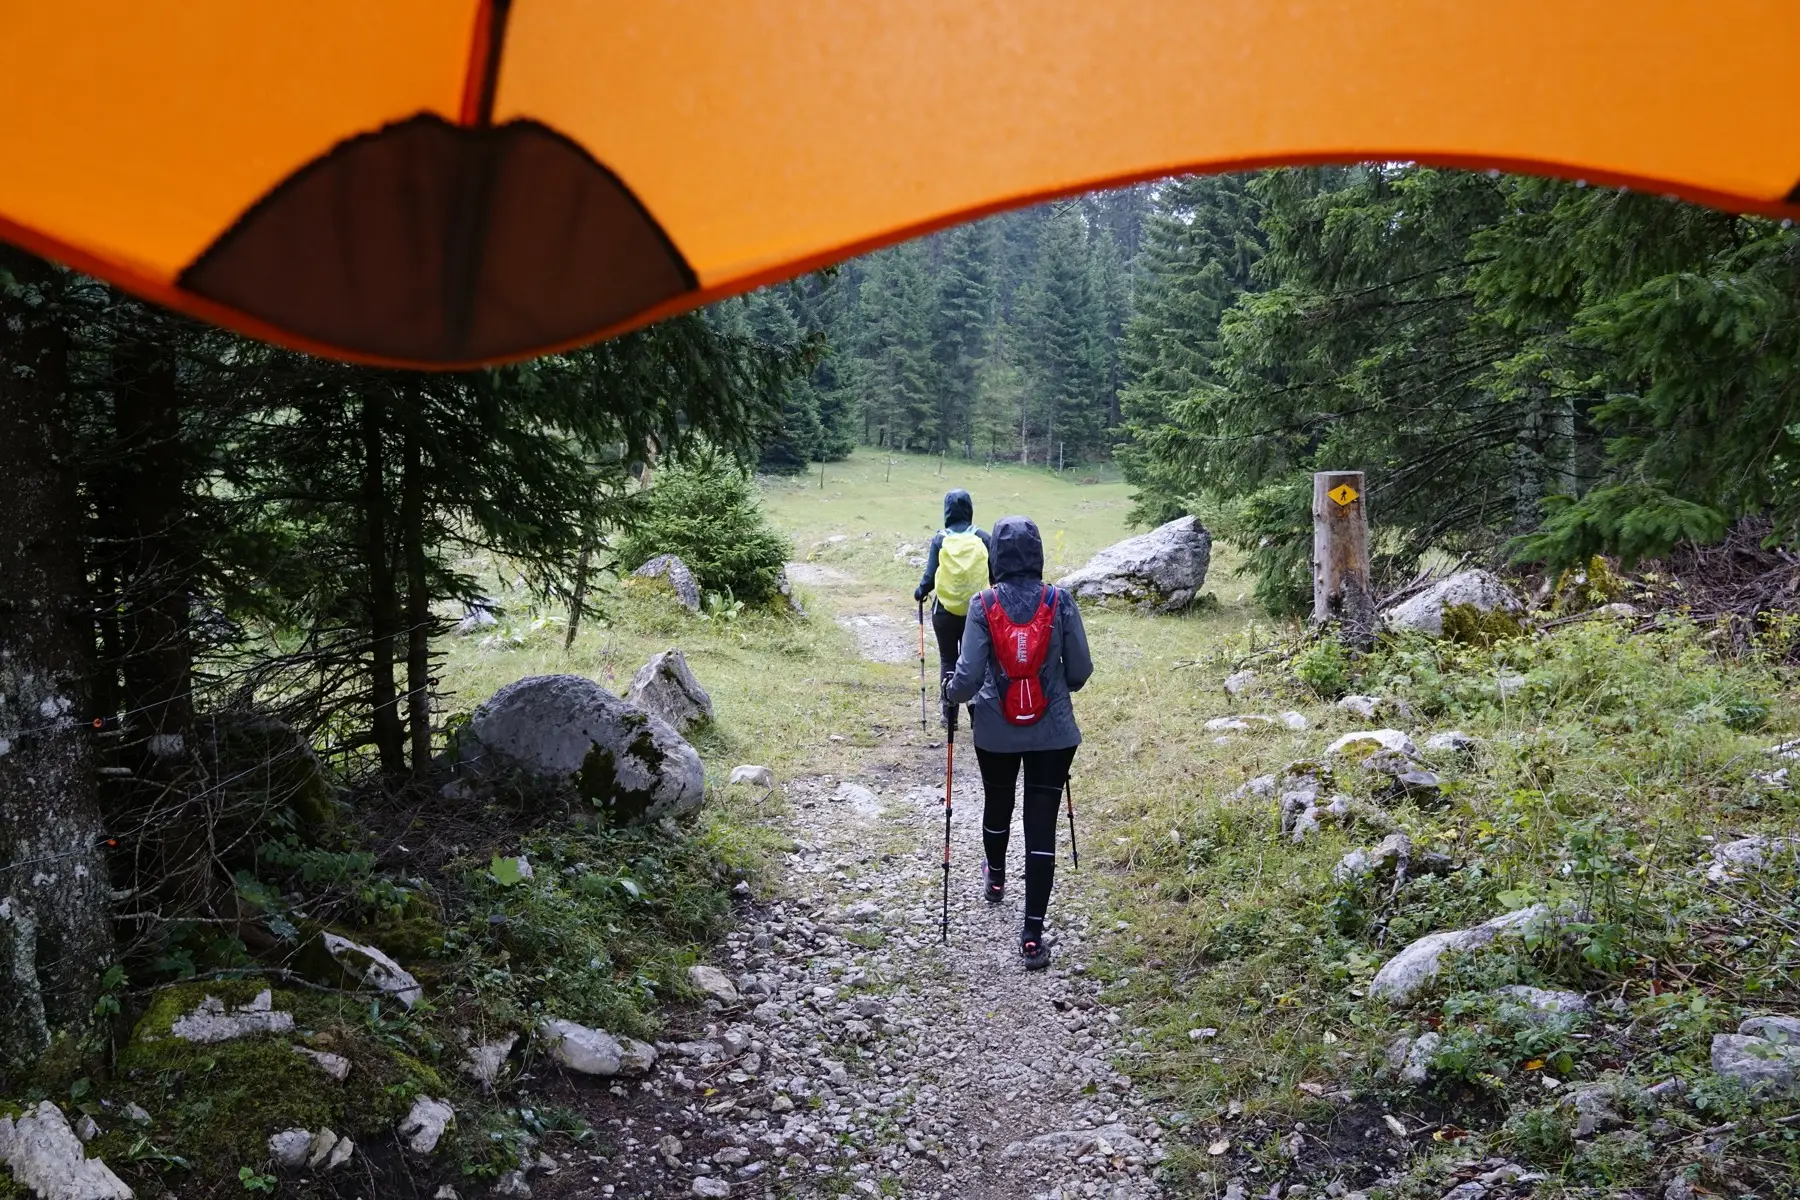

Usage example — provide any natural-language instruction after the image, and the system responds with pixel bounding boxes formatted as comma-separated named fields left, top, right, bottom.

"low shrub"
left=613, top=458, right=791, bottom=604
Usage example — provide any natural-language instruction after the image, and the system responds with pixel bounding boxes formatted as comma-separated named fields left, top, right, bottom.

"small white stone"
left=292, top=1045, right=351, bottom=1081
left=322, top=933, right=423, bottom=1008
left=269, top=1128, right=312, bottom=1169
left=463, top=1033, right=518, bottom=1087
left=398, top=1096, right=455, bottom=1154
left=689, top=964, right=741, bottom=1005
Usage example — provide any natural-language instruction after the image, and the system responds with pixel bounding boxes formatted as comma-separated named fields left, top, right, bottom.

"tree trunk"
left=0, top=247, right=115, bottom=1067
left=1018, top=394, right=1030, bottom=466
left=563, top=539, right=593, bottom=652
left=637, top=437, right=658, bottom=491
left=105, top=334, right=219, bottom=919
left=400, top=428, right=432, bottom=774
left=359, top=392, right=405, bottom=775
left=1311, top=470, right=1374, bottom=650
left=115, top=345, right=195, bottom=773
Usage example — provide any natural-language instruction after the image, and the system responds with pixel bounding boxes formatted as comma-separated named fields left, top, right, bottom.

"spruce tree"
left=1117, top=175, right=1264, bottom=523
left=931, top=222, right=996, bottom=456
left=858, top=243, right=939, bottom=450
left=1018, top=206, right=1103, bottom=464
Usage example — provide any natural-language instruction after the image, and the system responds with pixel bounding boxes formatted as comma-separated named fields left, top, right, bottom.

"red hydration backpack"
left=982, top=586, right=1059, bottom=725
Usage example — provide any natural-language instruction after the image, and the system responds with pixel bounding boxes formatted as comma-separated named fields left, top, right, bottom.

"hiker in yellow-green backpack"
left=914, top=488, right=993, bottom=724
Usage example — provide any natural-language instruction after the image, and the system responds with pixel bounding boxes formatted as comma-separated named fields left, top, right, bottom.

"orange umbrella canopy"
left=5, top=1, right=1798, bottom=368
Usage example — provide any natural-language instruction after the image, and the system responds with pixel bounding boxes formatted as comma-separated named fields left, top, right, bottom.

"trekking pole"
left=917, top=600, right=928, bottom=734
left=1064, top=777, right=1080, bottom=870
left=942, top=706, right=956, bottom=944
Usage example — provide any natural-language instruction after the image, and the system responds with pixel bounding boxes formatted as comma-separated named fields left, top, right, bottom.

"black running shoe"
left=1021, top=938, right=1052, bottom=971
left=982, top=861, right=1005, bottom=904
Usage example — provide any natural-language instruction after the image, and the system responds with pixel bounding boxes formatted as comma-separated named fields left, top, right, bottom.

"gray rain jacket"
left=944, top=515, right=1092, bottom=752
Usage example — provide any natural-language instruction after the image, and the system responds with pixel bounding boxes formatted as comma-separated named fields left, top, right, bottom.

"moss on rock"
left=1440, top=601, right=1526, bottom=647
left=105, top=981, right=452, bottom=1191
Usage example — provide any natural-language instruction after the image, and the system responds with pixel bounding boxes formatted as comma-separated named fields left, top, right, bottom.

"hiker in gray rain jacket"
left=944, top=515, right=1092, bottom=969
left=913, top=488, right=994, bottom=709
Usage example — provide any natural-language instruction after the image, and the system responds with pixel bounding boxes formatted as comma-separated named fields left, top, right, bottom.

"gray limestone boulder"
left=1712, top=1032, right=1800, bottom=1096
left=1370, top=905, right=1554, bottom=1004
left=624, top=648, right=714, bottom=734
left=1706, top=835, right=1800, bottom=884
left=632, top=554, right=701, bottom=612
left=459, top=674, right=705, bottom=824
left=1055, top=516, right=1211, bottom=613
left=1382, top=570, right=1524, bottom=638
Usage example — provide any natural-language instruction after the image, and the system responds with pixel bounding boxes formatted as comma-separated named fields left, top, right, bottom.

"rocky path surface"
left=555, top=583, right=1170, bottom=1200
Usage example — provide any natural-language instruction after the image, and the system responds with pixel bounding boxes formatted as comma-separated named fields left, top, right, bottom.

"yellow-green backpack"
left=934, top=530, right=989, bottom=616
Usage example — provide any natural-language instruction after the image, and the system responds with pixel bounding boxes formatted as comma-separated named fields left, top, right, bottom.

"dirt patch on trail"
left=785, top=560, right=856, bottom=587
left=836, top=611, right=915, bottom=664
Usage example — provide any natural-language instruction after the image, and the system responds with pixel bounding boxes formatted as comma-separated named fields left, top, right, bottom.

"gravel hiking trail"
left=553, top=569, right=1169, bottom=1200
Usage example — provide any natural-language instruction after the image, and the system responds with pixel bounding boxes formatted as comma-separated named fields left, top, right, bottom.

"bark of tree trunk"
left=1311, top=470, right=1374, bottom=650
left=0, top=247, right=115, bottom=1066
left=359, top=392, right=405, bottom=775
left=116, top=346, right=196, bottom=771
left=401, top=429, right=432, bottom=774
left=563, top=540, right=593, bottom=653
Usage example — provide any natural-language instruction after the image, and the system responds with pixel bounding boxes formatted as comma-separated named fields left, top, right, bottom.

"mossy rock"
left=1440, top=602, right=1527, bottom=647
left=106, top=981, right=445, bottom=1188
left=197, top=711, right=337, bottom=838
left=1551, top=554, right=1627, bottom=615
left=578, top=719, right=668, bottom=826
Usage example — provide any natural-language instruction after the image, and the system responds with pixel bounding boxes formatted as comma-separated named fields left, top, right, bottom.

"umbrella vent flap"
left=179, top=113, right=695, bottom=364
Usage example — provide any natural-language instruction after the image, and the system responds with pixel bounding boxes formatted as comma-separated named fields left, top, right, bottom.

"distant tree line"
left=746, top=188, right=1150, bottom=471
left=788, top=167, right=1799, bottom=611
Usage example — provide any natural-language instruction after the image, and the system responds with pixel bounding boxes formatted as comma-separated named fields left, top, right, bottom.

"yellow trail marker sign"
left=1328, top=483, right=1360, bottom=507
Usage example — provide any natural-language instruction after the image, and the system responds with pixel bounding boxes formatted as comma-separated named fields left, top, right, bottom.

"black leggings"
left=974, top=745, right=1077, bottom=943
left=931, top=604, right=966, bottom=687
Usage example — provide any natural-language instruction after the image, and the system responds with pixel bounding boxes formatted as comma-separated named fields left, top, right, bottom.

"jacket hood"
left=990, top=515, right=1043, bottom=581
left=942, top=488, right=974, bottom=528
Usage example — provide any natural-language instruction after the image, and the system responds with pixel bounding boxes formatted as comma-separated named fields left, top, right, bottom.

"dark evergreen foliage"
left=613, top=456, right=792, bottom=604
left=1115, top=166, right=1800, bottom=611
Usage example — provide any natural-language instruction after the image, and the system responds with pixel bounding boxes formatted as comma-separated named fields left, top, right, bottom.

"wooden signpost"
left=1313, top=470, right=1374, bottom=648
